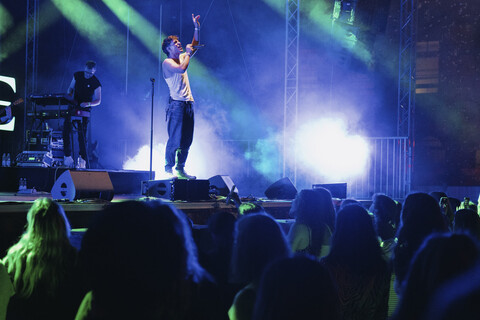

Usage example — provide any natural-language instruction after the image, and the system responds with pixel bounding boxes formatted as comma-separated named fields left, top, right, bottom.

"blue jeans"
left=165, top=99, right=194, bottom=172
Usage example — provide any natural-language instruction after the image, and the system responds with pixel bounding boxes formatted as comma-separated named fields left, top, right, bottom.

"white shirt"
left=163, top=53, right=194, bottom=102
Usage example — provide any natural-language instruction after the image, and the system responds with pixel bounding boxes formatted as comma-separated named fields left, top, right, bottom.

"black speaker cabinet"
left=51, top=170, right=114, bottom=201
left=208, top=175, right=238, bottom=196
left=141, top=179, right=210, bottom=201
left=312, top=183, right=347, bottom=199
left=264, top=177, right=297, bottom=200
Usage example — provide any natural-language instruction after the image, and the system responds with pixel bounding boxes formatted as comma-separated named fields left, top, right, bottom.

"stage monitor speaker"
left=141, top=179, right=210, bottom=201
left=51, top=170, right=114, bottom=201
left=312, top=183, right=347, bottom=199
left=208, top=175, right=238, bottom=196
left=264, top=177, right=297, bottom=200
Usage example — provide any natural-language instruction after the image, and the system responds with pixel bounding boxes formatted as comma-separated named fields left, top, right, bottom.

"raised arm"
left=163, top=14, right=201, bottom=76
left=191, top=14, right=200, bottom=49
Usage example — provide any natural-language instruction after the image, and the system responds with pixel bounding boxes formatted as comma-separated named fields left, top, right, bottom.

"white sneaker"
left=64, top=156, right=74, bottom=167
left=76, top=157, right=86, bottom=169
left=163, top=171, right=176, bottom=179
left=174, top=169, right=196, bottom=180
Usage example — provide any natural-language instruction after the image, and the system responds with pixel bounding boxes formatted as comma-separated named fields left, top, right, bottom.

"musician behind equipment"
left=63, top=60, right=101, bottom=169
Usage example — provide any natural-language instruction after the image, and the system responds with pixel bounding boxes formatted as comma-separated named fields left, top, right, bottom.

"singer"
left=161, top=13, right=200, bottom=180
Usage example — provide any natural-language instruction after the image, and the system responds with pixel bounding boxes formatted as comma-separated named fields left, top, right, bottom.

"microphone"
left=150, top=78, right=155, bottom=83
left=192, top=44, right=205, bottom=49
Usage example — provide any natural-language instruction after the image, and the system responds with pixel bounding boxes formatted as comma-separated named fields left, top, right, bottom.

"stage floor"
left=0, top=191, right=292, bottom=256
left=0, top=191, right=292, bottom=223
left=0, top=166, right=151, bottom=195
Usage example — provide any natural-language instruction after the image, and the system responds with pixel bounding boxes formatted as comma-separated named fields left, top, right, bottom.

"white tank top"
left=163, top=53, right=194, bottom=102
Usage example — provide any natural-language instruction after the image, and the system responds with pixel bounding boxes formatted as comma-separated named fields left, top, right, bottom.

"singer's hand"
left=192, top=14, right=200, bottom=29
left=186, top=44, right=194, bottom=55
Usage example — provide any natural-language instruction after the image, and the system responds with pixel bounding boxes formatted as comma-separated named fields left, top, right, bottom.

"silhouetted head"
left=370, top=193, right=399, bottom=240
left=454, top=209, right=480, bottom=240
left=425, top=263, right=480, bottom=320
left=449, top=197, right=461, bottom=211
left=458, top=198, right=477, bottom=213
left=25, top=197, right=71, bottom=243
left=339, top=198, right=362, bottom=210
left=207, top=211, right=236, bottom=247
left=429, top=191, right=447, bottom=203
left=3, top=198, right=73, bottom=298
left=394, top=193, right=448, bottom=287
left=253, top=255, right=340, bottom=320
left=326, top=204, right=385, bottom=275
left=397, top=192, right=447, bottom=246
left=80, top=200, right=206, bottom=314
left=290, top=188, right=335, bottom=232
left=394, top=233, right=479, bottom=320
left=231, top=213, right=290, bottom=285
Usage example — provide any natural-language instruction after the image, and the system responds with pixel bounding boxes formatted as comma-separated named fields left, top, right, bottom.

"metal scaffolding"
left=283, top=0, right=299, bottom=184
left=24, top=0, right=39, bottom=145
left=397, top=0, right=416, bottom=138
left=397, top=0, right=417, bottom=194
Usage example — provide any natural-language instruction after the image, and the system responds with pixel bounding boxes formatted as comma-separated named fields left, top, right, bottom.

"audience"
left=453, top=208, right=480, bottom=240
left=202, top=211, right=236, bottom=283
left=2, top=198, right=84, bottom=319
left=369, top=193, right=400, bottom=260
left=339, top=198, right=363, bottom=210
left=0, top=261, right=14, bottom=320
left=428, top=191, right=447, bottom=204
left=448, top=197, right=461, bottom=212
left=457, top=197, right=477, bottom=213
left=76, top=200, right=223, bottom=320
left=425, top=262, right=480, bottom=320
left=229, top=213, right=290, bottom=320
left=321, top=204, right=391, bottom=320
left=429, top=191, right=455, bottom=227
left=200, top=211, right=238, bottom=317
left=2, top=189, right=480, bottom=320
left=287, top=188, right=335, bottom=258
left=392, top=233, right=479, bottom=320
left=393, top=192, right=448, bottom=292
left=252, top=255, right=340, bottom=320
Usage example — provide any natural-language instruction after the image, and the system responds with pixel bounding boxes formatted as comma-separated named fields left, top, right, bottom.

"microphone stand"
left=149, top=78, right=155, bottom=181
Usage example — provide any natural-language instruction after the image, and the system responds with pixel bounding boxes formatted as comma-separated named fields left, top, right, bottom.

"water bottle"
left=6, top=153, right=10, bottom=167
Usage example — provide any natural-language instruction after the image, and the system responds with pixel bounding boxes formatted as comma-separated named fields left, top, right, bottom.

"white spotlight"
left=294, top=118, right=370, bottom=181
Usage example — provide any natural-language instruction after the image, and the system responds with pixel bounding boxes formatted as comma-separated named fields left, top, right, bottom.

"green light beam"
left=0, top=1, right=59, bottom=62
left=51, top=0, right=126, bottom=58
left=101, top=0, right=160, bottom=57
left=0, top=3, right=14, bottom=36
left=262, top=0, right=372, bottom=65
